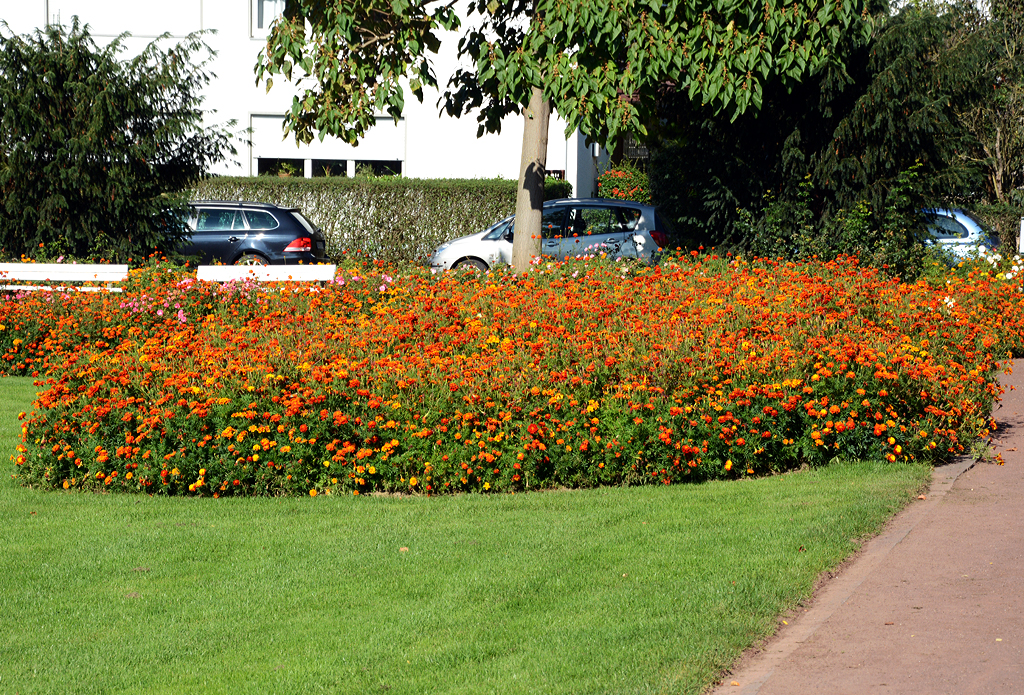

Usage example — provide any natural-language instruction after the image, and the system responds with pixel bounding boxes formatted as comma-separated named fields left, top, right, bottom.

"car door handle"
left=228, top=236, right=240, bottom=242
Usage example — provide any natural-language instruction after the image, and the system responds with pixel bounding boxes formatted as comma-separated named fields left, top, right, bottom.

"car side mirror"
left=503, top=229, right=514, bottom=242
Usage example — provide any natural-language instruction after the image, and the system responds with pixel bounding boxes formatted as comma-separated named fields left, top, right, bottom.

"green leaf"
left=706, top=74, right=721, bottom=103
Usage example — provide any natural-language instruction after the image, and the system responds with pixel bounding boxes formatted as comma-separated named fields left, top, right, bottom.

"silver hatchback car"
left=428, top=198, right=673, bottom=271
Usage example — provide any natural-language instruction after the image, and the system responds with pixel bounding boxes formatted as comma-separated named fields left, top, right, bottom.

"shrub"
left=596, top=161, right=651, bottom=204
left=192, top=176, right=573, bottom=263
left=741, top=166, right=928, bottom=278
left=972, top=201, right=1024, bottom=257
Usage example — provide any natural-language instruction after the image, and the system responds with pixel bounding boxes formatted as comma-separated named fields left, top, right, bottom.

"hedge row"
left=192, top=176, right=574, bottom=263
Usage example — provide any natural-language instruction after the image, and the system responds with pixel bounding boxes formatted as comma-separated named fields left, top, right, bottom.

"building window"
left=257, top=158, right=304, bottom=177
left=313, top=160, right=347, bottom=177
left=355, top=160, right=402, bottom=177
left=252, top=0, right=286, bottom=36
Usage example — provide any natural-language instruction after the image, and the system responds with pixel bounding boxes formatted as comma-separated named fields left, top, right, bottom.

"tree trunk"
left=511, top=86, right=550, bottom=273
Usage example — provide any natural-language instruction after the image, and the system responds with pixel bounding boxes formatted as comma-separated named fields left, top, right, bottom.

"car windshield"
left=928, top=215, right=970, bottom=240
left=483, top=217, right=514, bottom=241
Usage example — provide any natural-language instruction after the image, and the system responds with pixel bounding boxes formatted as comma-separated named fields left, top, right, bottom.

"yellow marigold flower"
left=409, top=476, right=418, bottom=486
left=309, top=489, right=317, bottom=497
left=368, top=466, right=376, bottom=475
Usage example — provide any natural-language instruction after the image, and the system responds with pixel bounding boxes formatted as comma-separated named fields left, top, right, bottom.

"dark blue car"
left=181, top=201, right=328, bottom=265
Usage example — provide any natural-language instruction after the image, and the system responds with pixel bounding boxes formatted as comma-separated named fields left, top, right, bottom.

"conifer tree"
left=0, top=19, right=234, bottom=260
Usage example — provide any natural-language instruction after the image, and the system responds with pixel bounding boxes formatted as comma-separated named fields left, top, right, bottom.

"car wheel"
left=235, top=253, right=270, bottom=266
left=454, top=258, right=488, bottom=271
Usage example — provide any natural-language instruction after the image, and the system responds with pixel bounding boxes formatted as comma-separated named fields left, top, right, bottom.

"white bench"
left=195, top=264, right=337, bottom=283
left=0, top=263, right=129, bottom=293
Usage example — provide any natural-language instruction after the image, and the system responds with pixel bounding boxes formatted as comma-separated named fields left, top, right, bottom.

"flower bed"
left=5, top=254, right=1022, bottom=496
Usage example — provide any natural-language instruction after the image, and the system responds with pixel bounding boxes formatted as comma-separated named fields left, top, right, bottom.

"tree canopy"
left=650, top=0, right=1024, bottom=274
left=0, top=19, right=235, bottom=261
left=256, top=0, right=872, bottom=270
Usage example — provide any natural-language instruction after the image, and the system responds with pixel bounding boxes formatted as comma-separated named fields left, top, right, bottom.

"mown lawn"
left=1, top=377, right=930, bottom=694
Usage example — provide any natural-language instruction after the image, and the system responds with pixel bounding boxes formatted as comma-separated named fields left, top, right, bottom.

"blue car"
left=181, top=201, right=329, bottom=266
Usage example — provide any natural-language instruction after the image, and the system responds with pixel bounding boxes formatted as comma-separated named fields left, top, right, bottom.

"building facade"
left=5, top=0, right=607, bottom=196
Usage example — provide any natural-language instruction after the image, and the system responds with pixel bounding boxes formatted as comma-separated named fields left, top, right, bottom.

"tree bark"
left=511, top=86, right=550, bottom=273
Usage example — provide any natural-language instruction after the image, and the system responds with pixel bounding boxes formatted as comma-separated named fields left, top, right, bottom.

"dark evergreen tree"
left=650, top=0, right=1022, bottom=275
left=0, top=18, right=235, bottom=261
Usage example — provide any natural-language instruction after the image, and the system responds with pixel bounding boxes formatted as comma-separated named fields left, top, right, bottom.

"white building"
left=3, top=0, right=607, bottom=196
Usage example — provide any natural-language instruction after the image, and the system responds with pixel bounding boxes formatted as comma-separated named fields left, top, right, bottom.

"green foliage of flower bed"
left=192, top=176, right=573, bottom=263
left=3, top=253, right=1018, bottom=497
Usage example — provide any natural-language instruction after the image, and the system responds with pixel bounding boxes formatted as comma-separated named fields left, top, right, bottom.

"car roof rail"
left=190, top=200, right=301, bottom=212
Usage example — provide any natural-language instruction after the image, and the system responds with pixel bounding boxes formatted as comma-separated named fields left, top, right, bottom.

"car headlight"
left=433, top=242, right=452, bottom=255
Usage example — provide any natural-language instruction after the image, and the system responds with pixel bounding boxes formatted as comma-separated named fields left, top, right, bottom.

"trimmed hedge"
left=192, top=176, right=574, bottom=263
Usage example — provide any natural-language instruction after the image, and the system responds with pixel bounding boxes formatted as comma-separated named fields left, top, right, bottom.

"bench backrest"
left=0, top=263, right=129, bottom=292
left=195, top=265, right=337, bottom=282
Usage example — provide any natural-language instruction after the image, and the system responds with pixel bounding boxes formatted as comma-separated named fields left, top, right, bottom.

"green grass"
left=0, top=378, right=931, bottom=694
